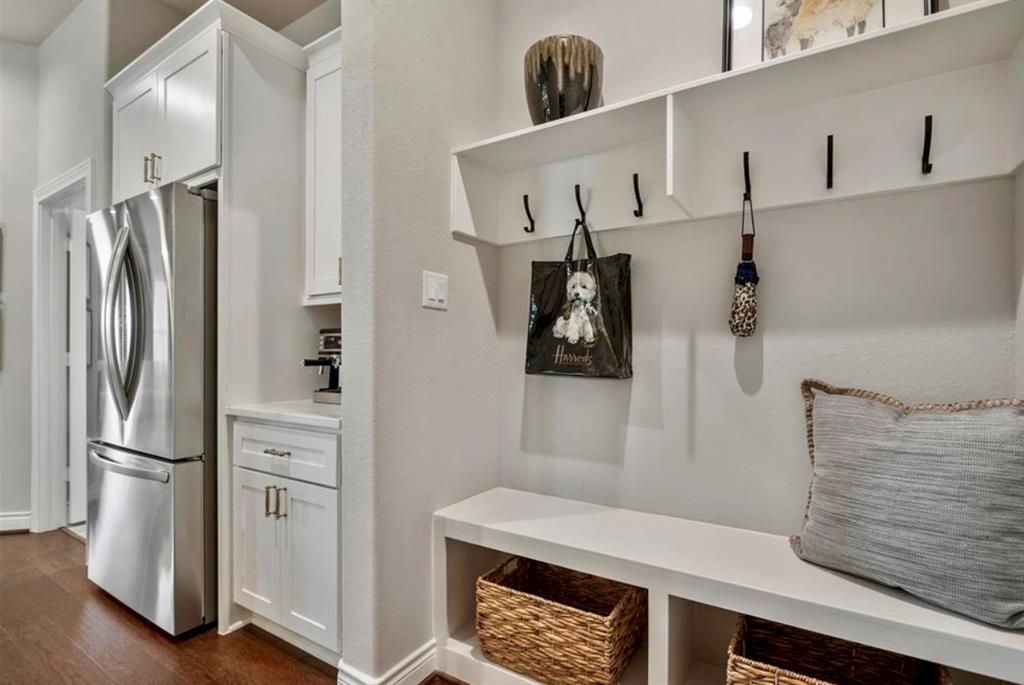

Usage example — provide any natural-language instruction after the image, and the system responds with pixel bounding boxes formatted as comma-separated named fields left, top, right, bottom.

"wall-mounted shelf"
left=432, top=488, right=1024, bottom=684
left=451, top=0, right=1024, bottom=246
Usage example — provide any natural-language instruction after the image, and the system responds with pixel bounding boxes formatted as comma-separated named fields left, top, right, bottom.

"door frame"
left=31, top=158, right=94, bottom=532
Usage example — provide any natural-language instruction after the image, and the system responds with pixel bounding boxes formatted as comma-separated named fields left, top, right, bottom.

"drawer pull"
left=274, top=487, right=287, bottom=519
left=263, top=448, right=291, bottom=458
left=264, top=485, right=274, bottom=517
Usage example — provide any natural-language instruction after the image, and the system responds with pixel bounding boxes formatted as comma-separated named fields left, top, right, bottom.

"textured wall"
left=340, top=0, right=502, bottom=676
left=0, top=40, right=39, bottom=519
left=497, top=179, right=1017, bottom=535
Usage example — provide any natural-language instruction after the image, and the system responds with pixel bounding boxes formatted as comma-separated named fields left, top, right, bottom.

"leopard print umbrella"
left=729, top=193, right=759, bottom=338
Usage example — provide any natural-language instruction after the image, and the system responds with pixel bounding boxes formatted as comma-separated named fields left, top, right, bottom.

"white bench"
left=432, top=487, right=1024, bottom=684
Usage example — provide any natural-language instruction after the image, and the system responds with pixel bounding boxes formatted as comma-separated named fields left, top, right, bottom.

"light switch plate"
left=422, top=270, right=448, bottom=310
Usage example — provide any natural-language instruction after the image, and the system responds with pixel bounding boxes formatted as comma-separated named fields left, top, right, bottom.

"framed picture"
left=723, top=0, right=931, bottom=71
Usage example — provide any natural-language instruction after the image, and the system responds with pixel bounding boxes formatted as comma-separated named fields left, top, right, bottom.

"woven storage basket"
left=475, top=557, right=646, bottom=685
left=727, top=616, right=953, bottom=685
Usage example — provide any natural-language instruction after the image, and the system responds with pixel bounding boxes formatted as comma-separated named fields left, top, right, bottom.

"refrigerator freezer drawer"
left=86, top=442, right=208, bottom=635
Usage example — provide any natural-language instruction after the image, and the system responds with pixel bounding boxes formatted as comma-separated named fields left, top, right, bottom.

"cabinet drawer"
left=233, top=422, right=338, bottom=487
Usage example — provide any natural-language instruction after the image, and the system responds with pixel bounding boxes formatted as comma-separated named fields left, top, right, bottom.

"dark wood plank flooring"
left=0, top=531, right=336, bottom=684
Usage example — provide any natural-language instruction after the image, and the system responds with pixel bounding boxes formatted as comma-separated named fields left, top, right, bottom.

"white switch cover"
left=422, top=270, right=448, bottom=310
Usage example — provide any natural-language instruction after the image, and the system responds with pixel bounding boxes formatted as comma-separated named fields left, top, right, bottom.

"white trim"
left=303, top=27, right=340, bottom=63
left=31, top=158, right=93, bottom=533
left=0, top=511, right=31, bottom=532
left=337, top=640, right=437, bottom=685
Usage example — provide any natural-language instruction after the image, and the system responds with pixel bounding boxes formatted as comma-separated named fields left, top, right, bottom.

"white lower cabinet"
left=278, top=478, right=338, bottom=648
left=232, top=464, right=339, bottom=652
left=233, top=468, right=280, bottom=619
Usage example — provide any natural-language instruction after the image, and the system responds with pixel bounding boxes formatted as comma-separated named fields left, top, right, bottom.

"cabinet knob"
left=143, top=154, right=152, bottom=184
left=263, top=447, right=291, bottom=458
left=264, top=485, right=274, bottom=517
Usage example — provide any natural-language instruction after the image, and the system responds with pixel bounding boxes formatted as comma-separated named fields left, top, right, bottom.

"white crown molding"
left=304, top=26, right=340, bottom=65
left=0, top=511, right=31, bottom=532
left=337, top=640, right=437, bottom=685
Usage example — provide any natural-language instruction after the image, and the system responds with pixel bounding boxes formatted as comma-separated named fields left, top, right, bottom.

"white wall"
left=340, top=0, right=502, bottom=677
left=492, top=0, right=1018, bottom=536
left=36, top=0, right=111, bottom=205
left=497, top=179, right=1017, bottom=534
left=0, top=40, right=39, bottom=522
left=281, top=0, right=340, bottom=47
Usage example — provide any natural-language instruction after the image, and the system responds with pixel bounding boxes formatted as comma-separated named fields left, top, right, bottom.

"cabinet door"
left=278, top=478, right=338, bottom=650
left=112, top=74, right=159, bottom=203
left=232, top=467, right=280, bottom=621
left=305, top=52, right=342, bottom=300
left=156, top=26, right=220, bottom=185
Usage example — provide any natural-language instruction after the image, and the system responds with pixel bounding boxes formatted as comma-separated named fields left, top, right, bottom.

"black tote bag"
left=525, top=220, right=632, bottom=378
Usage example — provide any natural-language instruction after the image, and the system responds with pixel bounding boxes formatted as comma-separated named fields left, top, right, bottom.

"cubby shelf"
left=432, top=488, right=1024, bottom=684
left=450, top=0, right=1024, bottom=247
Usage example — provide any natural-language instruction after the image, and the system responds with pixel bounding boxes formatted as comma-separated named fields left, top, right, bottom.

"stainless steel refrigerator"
left=86, top=183, right=217, bottom=635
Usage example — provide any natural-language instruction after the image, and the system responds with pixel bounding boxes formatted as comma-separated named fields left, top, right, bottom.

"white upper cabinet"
left=106, top=1, right=307, bottom=203
left=155, top=27, right=220, bottom=187
left=303, top=29, right=342, bottom=306
left=109, top=29, right=219, bottom=203
left=112, top=74, right=160, bottom=202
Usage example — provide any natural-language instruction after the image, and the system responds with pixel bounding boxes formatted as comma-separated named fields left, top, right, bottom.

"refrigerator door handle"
left=100, top=213, right=146, bottom=421
left=88, top=449, right=170, bottom=483
left=122, top=225, right=146, bottom=414
left=101, top=223, right=132, bottom=420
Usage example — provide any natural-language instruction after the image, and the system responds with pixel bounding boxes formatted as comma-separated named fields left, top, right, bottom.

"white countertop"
left=226, top=399, right=341, bottom=431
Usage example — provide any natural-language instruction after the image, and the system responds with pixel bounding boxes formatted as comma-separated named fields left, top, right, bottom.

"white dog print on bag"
left=553, top=271, right=600, bottom=345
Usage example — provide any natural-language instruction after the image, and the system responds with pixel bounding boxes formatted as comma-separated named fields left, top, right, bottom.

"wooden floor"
left=0, top=531, right=337, bottom=684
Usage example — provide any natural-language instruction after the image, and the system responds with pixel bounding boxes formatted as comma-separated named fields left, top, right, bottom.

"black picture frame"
left=722, top=0, right=936, bottom=73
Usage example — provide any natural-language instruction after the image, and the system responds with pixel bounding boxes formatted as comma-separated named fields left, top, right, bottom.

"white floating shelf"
left=433, top=488, right=1024, bottom=683
left=451, top=0, right=1024, bottom=246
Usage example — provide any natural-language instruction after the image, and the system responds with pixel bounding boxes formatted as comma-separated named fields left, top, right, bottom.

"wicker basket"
left=727, top=615, right=953, bottom=685
left=475, top=557, right=646, bottom=685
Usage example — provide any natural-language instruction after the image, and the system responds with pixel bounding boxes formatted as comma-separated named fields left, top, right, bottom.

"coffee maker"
left=303, top=328, right=341, bottom=404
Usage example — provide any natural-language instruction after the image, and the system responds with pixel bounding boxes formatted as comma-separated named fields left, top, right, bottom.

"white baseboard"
left=0, top=511, right=31, bottom=532
left=338, top=639, right=437, bottom=685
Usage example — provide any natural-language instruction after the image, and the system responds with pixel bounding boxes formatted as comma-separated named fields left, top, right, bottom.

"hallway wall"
left=0, top=39, right=39, bottom=527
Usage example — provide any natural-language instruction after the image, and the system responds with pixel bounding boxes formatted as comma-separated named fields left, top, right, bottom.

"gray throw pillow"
left=791, top=379, right=1024, bottom=629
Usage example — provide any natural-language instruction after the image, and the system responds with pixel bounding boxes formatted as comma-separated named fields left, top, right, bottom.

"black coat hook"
left=632, top=173, right=644, bottom=218
left=826, top=134, right=834, bottom=189
left=743, top=151, right=752, bottom=201
left=922, top=115, right=934, bottom=174
left=574, top=184, right=586, bottom=225
left=522, top=194, right=535, bottom=233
